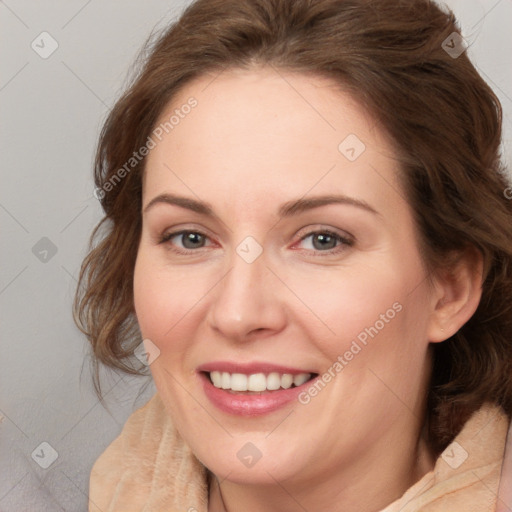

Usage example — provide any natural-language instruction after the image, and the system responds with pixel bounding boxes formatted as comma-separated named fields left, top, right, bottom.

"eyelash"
left=158, top=229, right=354, bottom=257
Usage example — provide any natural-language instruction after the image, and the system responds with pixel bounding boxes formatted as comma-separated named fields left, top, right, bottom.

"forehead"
left=143, top=67, right=404, bottom=215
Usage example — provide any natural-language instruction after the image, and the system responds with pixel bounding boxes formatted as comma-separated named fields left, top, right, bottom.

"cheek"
left=290, top=265, right=404, bottom=340
left=133, top=252, right=206, bottom=415
left=133, top=251, right=206, bottom=343
left=289, top=258, right=429, bottom=372
left=291, top=267, right=430, bottom=433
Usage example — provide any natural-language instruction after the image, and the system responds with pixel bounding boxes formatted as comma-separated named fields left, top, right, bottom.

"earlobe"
left=427, top=247, right=484, bottom=343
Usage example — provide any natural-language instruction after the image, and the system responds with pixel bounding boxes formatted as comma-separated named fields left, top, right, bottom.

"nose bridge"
left=207, top=238, right=285, bottom=339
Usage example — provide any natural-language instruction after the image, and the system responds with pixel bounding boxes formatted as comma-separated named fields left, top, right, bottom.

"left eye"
left=297, top=231, right=351, bottom=252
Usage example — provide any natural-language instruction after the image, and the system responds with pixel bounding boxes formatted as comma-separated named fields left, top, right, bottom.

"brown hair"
left=74, top=0, right=512, bottom=454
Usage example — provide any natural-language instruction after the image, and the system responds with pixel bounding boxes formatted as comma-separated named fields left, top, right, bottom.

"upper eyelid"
left=162, top=225, right=350, bottom=238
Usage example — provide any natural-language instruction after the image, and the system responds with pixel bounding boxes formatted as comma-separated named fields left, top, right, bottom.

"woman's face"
left=134, top=67, right=436, bottom=488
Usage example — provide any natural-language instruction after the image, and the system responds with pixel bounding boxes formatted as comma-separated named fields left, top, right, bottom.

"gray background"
left=1, top=1, right=511, bottom=510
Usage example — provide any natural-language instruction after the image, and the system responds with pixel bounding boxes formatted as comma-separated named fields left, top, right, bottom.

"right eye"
left=159, top=230, right=213, bottom=254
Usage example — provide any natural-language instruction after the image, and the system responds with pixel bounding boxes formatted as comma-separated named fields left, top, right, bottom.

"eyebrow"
left=143, top=193, right=380, bottom=218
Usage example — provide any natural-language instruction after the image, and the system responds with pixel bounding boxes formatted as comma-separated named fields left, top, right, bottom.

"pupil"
left=183, top=232, right=204, bottom=248
left=313, top=233, right=336, bottom=250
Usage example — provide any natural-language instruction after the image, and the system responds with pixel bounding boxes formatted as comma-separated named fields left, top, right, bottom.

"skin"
left=133, top=66, right=483, bottom=512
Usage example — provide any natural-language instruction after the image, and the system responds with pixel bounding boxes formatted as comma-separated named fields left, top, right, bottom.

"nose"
left=206, top=245, right=287, bottom=343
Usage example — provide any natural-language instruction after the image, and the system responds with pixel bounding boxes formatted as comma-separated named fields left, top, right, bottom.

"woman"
left=74, top=0, right=512, bottom=510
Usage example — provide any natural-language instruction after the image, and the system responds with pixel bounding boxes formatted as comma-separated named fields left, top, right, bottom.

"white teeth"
left=293, top=373, right=310, bottom=387
left=248, top=373, right=267, bottom=392
left=281, top=374, right=293, bottom=389
left=267, top=372, right=281, bottom=390
left=221, top=372, right=230, bottom=389
left=230, top=373, right=247, bottom=391
left=208, top=371, right=312, bottom=391
left=210, top=371, right=222, bottom=387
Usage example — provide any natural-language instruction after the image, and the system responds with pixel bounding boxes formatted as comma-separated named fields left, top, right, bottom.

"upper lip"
left=197, top=361, right=317, bottom=375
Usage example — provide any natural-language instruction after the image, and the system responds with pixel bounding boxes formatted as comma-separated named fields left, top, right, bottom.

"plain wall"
left=1, top=1, right=511, bottom=510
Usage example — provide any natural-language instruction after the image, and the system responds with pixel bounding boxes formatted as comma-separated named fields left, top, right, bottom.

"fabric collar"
left=89, top=394, right=509, bottom=512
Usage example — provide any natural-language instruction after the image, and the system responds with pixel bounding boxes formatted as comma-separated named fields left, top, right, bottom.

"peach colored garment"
left=89, top=394, right=510, bottom=512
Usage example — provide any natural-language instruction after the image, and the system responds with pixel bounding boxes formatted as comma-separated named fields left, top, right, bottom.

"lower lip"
left=199, top=372, right=316, bottom=416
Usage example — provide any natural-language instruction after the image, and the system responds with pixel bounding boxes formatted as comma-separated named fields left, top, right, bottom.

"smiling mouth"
left=203, top=371, right=318, bottom=394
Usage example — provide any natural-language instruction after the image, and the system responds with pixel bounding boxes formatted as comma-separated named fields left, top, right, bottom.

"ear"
left=427, top=247, right=484, bottom=343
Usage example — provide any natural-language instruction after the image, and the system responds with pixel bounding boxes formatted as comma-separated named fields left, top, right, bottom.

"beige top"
left=88, top=393, right=510, bottom=512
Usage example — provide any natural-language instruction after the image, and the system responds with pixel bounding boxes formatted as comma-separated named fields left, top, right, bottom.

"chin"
left=195, top=440, right=308, bottom=486
left=206, top=460, right=297, bottom=485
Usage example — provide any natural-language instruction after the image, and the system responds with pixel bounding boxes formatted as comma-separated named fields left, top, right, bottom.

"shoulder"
left=383, top=403, right=510, bottom=512
left=88, top=393, right=208, bottom=512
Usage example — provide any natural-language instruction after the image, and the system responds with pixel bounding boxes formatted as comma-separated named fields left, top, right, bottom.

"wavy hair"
left=74, top=0, right=512, bottom=454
